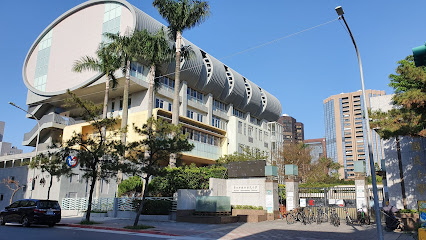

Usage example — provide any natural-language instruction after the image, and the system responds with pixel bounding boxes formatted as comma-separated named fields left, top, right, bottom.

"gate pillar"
left=354, top=161, right=369, bottom=213
left=284, top=164, right=299, bottom=211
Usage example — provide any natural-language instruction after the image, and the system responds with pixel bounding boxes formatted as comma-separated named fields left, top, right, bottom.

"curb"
left=58, top=223, right=181, bottom=236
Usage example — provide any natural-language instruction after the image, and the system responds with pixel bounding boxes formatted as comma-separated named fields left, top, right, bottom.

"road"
left=0, top=224, right=179, bottom=240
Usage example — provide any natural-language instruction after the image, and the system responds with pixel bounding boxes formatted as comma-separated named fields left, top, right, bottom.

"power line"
left=31, top=18, right=339, bottom=106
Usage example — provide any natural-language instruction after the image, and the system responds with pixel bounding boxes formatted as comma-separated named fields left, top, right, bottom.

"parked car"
left=0, top=199, right=61, bottom=227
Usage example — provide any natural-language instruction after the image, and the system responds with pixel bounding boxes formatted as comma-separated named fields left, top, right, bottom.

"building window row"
left=233, top=108, right=244, bottom=119
left=212, top=116, right=226, bottom=130
left=183, top=127, right=221, bottom=146
left=160, top=77, right=175, bottom=90
left=187, top=87, right=203, bottom=103
left=155, top=98, right=172, bottom=111
left=213, top=99, right=226, bottom=112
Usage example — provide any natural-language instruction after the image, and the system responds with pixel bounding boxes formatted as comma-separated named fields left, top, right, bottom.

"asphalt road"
left=0, top=224, right=175, bottom=240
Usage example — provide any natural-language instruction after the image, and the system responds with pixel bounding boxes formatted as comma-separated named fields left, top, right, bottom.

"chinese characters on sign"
left=232, top=185, right=260, bottom=193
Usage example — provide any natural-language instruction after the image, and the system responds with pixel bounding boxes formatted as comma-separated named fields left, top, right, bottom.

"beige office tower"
left=323, top=90, right=385, bottom=179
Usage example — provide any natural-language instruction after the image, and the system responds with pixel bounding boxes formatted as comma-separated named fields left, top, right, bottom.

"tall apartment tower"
left=323, top=90, right=386, bottom=179
left=277, top=114, right=304, bottom=144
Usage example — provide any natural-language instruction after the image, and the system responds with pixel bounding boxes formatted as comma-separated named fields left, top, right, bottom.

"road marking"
left=57, top=226, right=214, bottom=239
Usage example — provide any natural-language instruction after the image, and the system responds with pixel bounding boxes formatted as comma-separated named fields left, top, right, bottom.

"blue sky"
left=1, top=0, right=426, bottom=153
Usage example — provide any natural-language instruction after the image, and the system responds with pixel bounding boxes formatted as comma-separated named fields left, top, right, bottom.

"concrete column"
left=265, top=179, right=279, bottom=220
left=113, top=197, right=118, bottom=218
left=227, top=104, right=233, bottom=117
left=180, top=81, right=188, bottom=115
left=285, top=176, right=299, bottom=211
left=207, top=93, right=213, bottom=125
left=355, top=173, right=369, bottom=213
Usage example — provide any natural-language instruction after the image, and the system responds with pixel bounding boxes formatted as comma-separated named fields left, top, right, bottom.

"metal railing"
left=23, top=113, right=76, bottom=142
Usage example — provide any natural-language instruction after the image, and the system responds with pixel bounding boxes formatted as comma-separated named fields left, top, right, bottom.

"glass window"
left=238, top=121, right=242, bottom=134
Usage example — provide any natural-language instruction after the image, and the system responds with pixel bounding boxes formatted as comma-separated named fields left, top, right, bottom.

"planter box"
left=107, top=211, right=170, bottom=221
left=396, top=213, right=419, bottom=231
left=232, top=209, right=267, bottom=223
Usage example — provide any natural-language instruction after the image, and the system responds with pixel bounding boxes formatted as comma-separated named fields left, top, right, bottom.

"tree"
left=276, top=143, right=312, bottom=183
left=29, top=151, right=72, bottom=200
left=131, top=28, right=174, bottom=118
left=370, top=55, right=426, bottom=138
left=126, top=117, right=194, bottom=226
left=2, top=178, right=23, bottom=204
left=305, top=157, right=341, bottom=183
left=72, top=43, right=121, bottom=130
left=216, top=146, right=268, bottom=165
left=59, top=91, right=129, bottom=222
left=152, top=0, right=210, bottom=125
left=118, top=176, right=143, bottom=197
left=104, top=31, right=139, bottom=146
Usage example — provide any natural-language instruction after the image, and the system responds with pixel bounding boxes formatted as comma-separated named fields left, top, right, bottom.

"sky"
left=1, top=0, right=426, bottom=153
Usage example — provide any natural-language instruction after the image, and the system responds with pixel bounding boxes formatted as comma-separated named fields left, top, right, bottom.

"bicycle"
left=329, top=207, right=340, bottom=227
left=286, top=209, right=297, bottom=224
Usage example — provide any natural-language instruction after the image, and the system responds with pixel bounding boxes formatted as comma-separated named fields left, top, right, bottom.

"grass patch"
left=80, top=220, right=100, bottom=225
left=124, top=225, right=155, bottom=230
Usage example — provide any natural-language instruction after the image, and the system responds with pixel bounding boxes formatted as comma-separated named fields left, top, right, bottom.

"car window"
left=28, top=201, right=36, bottom=207
left=9, top=201, right=20, bottom=208
left=38, top=201, right=60, bottom=209
left=19, top=200, right=29, bottom=207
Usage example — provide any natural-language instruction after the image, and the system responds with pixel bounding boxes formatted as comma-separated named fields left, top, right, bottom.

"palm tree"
left=153, top=0, right=210, bottom=125
left=72, top=43, right=121, bottom=129
left=131, top=28, right=174, bottom=118
left=104, top=31, right=137, bottom=146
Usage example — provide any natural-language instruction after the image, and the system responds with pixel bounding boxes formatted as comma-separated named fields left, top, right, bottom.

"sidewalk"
left=59, top=216, right=417, bottom=240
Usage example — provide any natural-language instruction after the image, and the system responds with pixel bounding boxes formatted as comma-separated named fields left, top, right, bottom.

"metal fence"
left=61, top=197, right=175, bottom=211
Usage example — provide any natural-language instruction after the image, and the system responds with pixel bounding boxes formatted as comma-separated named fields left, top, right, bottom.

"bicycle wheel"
left=346, top=216, right=351, bottom=225
left=336, top=217, right=340, bottom=226
left=286, top=213, right=295, bottom=224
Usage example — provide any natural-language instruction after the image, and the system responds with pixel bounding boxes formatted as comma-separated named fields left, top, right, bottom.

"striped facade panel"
left=201, top=54, right=227, bottom=100
left=222, top=68, right=245, bottom=106
left=240, top=79, right=262, bottom=116
left=258, top=90, right=281, bottom=121
left=133, top=7, right=163, bottom=34
left=175, top=43, right=205, bottom=89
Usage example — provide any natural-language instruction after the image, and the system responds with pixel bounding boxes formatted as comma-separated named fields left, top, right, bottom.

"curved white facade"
left=23, top=0, right=281, bottom=121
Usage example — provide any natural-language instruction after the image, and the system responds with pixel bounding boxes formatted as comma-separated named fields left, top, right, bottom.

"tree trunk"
left=133, top=175, right=150, bottom=226
left=101, top=76, right=110, bottom=137
left=172, top=31, right=182, bottom=125
left=47, top=175, right=53, bottom=200
left=10, top=187, right=21, bottom=205
left=86, top=166, right=98, bottom=222
left=147, top=64, right=156, bottom=118
left=121, top=60, right=131, bottom=145
left=396, top=136, right=407, bottom=209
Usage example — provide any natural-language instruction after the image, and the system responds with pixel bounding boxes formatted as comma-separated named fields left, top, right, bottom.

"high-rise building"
left=304, top=138, right=326, bottom=163
left=277, top=114, right=304, bottom=144
left=0, top=121, right=23, bottom=156
left=323, top=90, right=386, bottom=179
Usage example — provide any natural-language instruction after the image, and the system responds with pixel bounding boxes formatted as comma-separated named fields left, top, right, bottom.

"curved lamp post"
left=9, top=102, right=40, bottom=198
left=334, top=6, right=383, bottom=240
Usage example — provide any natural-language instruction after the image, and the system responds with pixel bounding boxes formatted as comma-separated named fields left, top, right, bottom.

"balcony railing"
left=23, top=113, right=76, bottom=142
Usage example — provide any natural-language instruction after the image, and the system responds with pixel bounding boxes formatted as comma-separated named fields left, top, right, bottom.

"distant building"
left=304, top=138, right=326, bottom=163
left=323, top=90, right=386, bottom=179
left=277, top=114, right=304, bottom=144
left=0, top=121, right=23, bottom=156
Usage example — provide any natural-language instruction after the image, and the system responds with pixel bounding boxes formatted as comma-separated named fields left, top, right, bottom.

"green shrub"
left=124, top=225, right=154, bottom=230
left=118, top=176, right=143, bottom=197
left=132, top=199, right=173, bottom=215
left=80, top=220, right=100, bottom=225
left=232, top=205, right=263, bottom=210
left=148, top=164, right=227, bottom=197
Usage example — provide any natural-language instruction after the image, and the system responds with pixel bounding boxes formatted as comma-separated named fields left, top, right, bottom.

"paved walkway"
left=59, top=216, right=416, bottom=240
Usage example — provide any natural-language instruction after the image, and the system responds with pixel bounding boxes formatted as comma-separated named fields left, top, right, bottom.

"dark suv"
left=0, top=199, right=61, bottom=227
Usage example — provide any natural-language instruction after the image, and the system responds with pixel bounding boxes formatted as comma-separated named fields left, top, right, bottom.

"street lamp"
left=335, top=6, right=384, bottom=240
left=9, top=102, right=41, bottom=198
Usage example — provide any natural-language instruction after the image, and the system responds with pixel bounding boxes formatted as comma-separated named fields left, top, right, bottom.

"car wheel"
left=22, top=216, right=30, bottom=227
left=48, top=223, right=55, bottom=227
left=0, top=216, right=5, bottom=225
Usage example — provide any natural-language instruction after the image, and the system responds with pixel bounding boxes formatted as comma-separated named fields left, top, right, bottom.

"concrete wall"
left=0, top=166, right=29, bottom=210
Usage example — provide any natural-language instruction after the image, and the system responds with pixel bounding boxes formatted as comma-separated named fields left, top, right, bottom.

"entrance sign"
left=66, top=156, right=78, bottom=168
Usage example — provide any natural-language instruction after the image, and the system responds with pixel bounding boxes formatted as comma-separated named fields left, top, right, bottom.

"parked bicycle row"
left=283, top=207, right=371, bottom=227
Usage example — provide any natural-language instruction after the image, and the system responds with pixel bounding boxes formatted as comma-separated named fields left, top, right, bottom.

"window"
left=244, top=123, right=247, bottom=135
left=168, top=103, right=172, bottom=111
left=212, top=116, right=220, bottom=128
left=0, top=194, right=3, bottom=201
left=187, top=87, right=203, bottom=102
left=111, top=99, right=115, bottom=112
left=259, top=130, right=262, bottom=141
left=238, top=121, right=242, bottom=134
left=248, top=126, right=253, bottom=137
left=233, top=108, right=244, bottom=118
left=197, top=113, right=203, bottom=122
left=213, top=99, right=226, bottom=112
left=155, top=98, right=164, bottom=109
left=160, top=77, right=175, bottom=89
left=119, top=98, right=123, bottom=110
left=129, top=62, right=146, bottom=80
left=187, top=110, right=194, bottom=119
